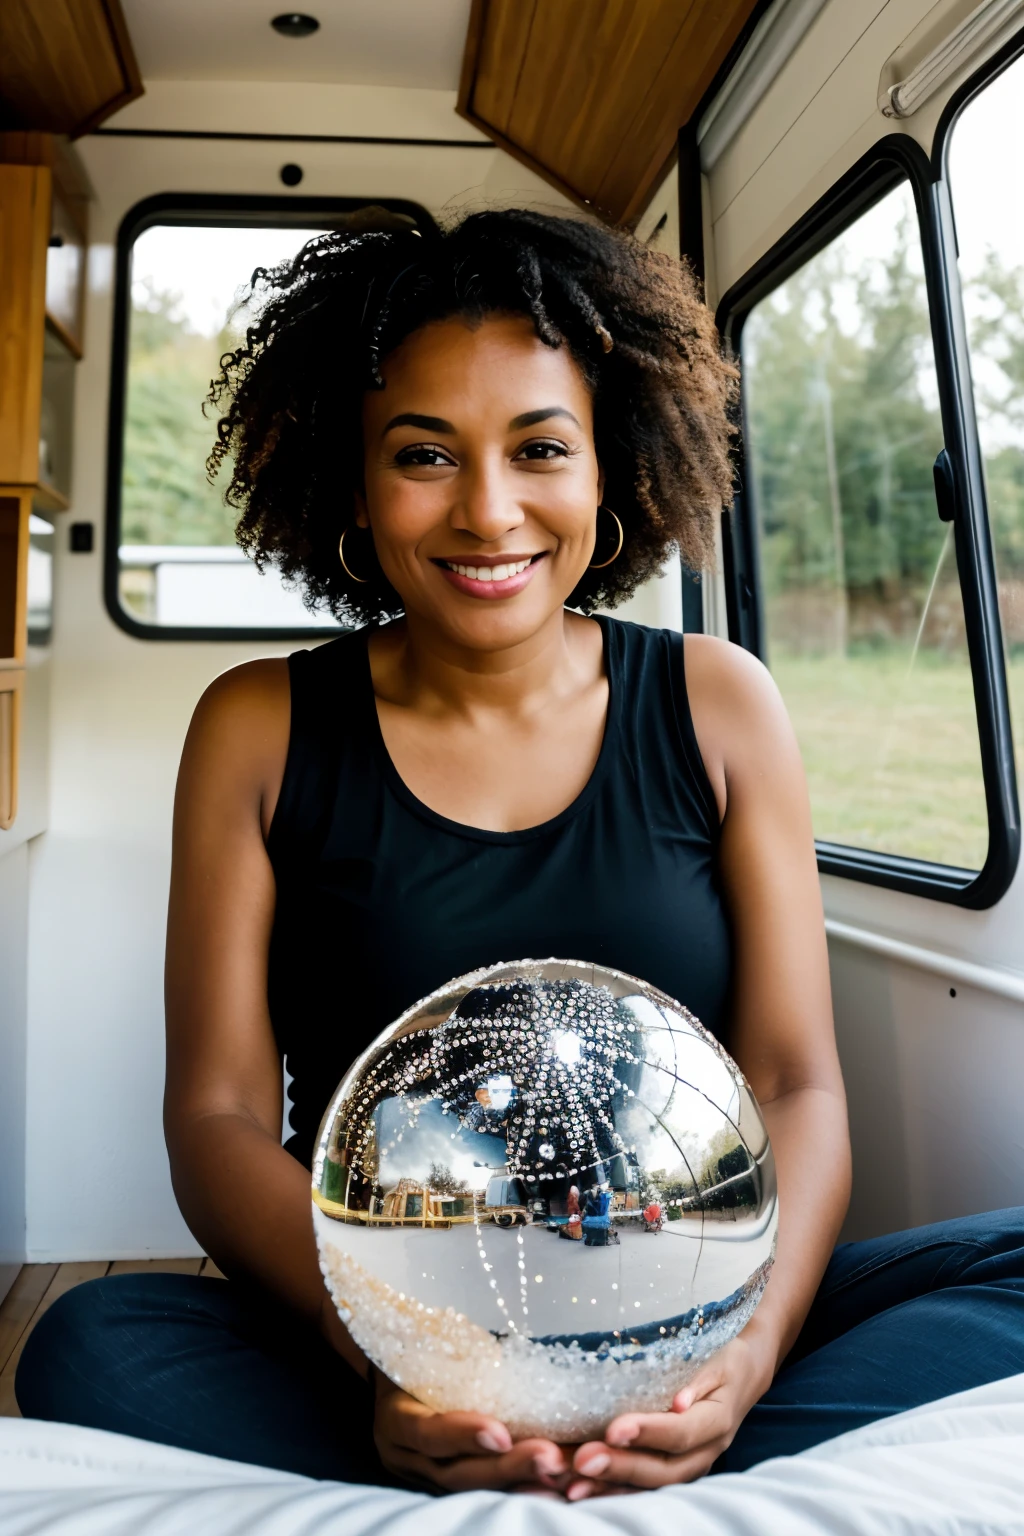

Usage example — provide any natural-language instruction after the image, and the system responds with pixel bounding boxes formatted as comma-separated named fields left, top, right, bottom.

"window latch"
left=933, top=448, right=956, bottom=523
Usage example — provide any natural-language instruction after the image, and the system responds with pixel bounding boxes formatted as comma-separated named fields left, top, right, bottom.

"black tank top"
left=267, top=615, right=732, bottom=1166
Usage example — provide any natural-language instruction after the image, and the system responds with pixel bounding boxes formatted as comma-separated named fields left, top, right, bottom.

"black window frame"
left=716, top=133, right=1019, bottom=909
left=105, top=191, right=436, bottom=643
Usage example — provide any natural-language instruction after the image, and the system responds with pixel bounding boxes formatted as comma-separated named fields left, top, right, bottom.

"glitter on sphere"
left=312, top=959, right=777, bottom=1440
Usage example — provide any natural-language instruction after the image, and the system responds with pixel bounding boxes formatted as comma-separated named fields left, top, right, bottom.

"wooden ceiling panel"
left=595, top=0, right=760, bottom=223
left=508, top=2, right=684, bottom=193
left=0, top=0, right=142, bottom=138
left=467, top=0, right=538, bottom=138
left=458, top=0, right=761, bottom=225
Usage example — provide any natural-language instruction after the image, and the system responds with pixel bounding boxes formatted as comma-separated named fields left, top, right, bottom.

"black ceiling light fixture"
left=270, top=13, right=319, bottom=38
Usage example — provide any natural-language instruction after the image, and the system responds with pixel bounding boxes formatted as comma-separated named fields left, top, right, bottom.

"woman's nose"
left=449, top=461, right=525, bottom=542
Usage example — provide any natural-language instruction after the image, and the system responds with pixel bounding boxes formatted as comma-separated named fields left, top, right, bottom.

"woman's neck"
left=367, top=608, right=601, bottom=724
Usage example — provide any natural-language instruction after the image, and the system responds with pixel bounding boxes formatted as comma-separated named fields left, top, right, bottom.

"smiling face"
left=357, top=314, right=604, bottom=651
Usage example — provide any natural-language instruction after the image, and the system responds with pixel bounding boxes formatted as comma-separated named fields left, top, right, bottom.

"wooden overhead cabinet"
left=0, top=136, right=89, bottom=827
left=0, top=159, right=50, bottom=828
left=458, top=0, right=760, bottom=226
left=0, top=0, right=135, bottom=828
left=0, top=0, right=142, bottom=137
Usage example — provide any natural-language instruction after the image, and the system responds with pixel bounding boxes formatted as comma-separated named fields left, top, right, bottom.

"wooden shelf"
left=32, top=480, right=70, bottom=513
left=0, top=482, right=68, bottom=514
left=44, top=310, right=82, bottom=361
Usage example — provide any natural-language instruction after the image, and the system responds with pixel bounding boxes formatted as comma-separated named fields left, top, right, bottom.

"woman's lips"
left=435, top=554, right=546, bottom=600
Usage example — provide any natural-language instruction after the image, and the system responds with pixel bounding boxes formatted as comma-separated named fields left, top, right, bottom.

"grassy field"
left=770, top=648, right=1024, bottom=870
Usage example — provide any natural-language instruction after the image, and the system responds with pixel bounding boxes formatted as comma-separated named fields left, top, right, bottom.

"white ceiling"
left=120, top=0, right=472, bottom=88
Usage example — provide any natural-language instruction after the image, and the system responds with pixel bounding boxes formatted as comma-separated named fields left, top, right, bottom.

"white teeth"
left=445, top=558, right=533, bottom=580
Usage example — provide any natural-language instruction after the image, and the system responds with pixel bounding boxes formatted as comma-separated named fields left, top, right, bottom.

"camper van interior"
left=3, top=0, right=1024, bottom=1527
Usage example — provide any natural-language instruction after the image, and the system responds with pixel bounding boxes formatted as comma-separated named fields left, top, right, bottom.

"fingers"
left=376, top=1410, right=567, bottom=1491
left=571, top=1402, right=730, bottom=1489
left=374, top=1380, right=577, bottom=1493
left=377, top=1387, right=516, bottom=1457
left=605, top=1399, right=728, bottom=1459
left=566, top=1480, right=645, bottom=1501
left=671, top=1362, right=726, bottom=1413
left=597, top=1363, right=725, bottom=1453
left=410, top=1409, right=515, bottom=1460
left=568, top=1439, right=723, bottom=1494
left=391, top=1441, right=567, bottom=1493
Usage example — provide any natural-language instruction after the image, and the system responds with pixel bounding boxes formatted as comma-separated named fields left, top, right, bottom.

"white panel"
left=832, top=940, right=1024, bottom=1240
left=710, top=0, right=892, bottom=229
left=119, top=0, right=472, bottom=90
left=708, top=0, right=1016, bottom=295
left=0, top=654, right=51, bottom=860
left=615, top=160, right=684, bottom=633
left=108, top=79, right=489, bottom=141
left=0, top=843, right=29, bottom=1282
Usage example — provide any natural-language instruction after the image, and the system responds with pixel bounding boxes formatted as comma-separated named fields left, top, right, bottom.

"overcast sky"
left=131, top=223, right=326, bottom=338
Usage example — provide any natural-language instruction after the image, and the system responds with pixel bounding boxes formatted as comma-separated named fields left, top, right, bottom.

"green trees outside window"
left=742, top=175, right=1024, bottom=869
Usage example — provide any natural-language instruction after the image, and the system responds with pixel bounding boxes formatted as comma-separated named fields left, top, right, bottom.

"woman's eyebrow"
left=508, top=406, right=581, bottom=430
left=382, top=412, right=456, bottom=434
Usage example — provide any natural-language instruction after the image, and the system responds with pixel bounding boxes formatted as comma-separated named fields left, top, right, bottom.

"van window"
left=113, top=219, right=344, bottom=635
left=107, top=197, right=432, bottom=639
left=740, top=179, right=986, bottom=870
left=948, top=52, right=1024, bottom=800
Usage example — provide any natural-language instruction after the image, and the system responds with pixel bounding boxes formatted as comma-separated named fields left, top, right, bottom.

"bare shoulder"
left=178, top=659, right=292, bottom=828
left=682, top=632, right=777, bottom=702
left=682, top=634, right=803, bottom=813
left=684, top=634, right=792, bottom=734
left=189, top=657, right=290, bottom=739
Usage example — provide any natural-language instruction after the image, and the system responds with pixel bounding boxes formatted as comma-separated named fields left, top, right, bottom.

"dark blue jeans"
left=16, top=1208, right=1024, bottom=1483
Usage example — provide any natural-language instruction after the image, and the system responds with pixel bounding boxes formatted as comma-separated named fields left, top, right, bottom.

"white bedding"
left=1, top=1374, right=1023, bottom=1536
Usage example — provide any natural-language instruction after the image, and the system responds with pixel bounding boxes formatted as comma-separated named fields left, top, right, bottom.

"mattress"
left=1, top=1373, right=1023, bottom=1535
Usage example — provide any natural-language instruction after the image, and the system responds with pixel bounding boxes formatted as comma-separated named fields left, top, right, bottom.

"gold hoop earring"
left=589, top=506, right=623, bottom=570
left=339, top=527, right=370, bottom=584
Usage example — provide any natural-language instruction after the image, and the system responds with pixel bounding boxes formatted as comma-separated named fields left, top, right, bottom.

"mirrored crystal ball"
left=312, top=959, right=777, bottom=1440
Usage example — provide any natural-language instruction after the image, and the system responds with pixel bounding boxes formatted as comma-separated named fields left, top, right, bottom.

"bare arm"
left=708, top=637, right=851, bottom=1371
left=164, top=661, right=560, bottom=1489
left=163, top=661, right=364, bottom=1364
left=569, top=636, right=851, bottom=1492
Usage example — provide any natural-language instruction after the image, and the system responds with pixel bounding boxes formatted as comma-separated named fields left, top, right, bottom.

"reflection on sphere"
left=312, top=959, right=777, bottom=1439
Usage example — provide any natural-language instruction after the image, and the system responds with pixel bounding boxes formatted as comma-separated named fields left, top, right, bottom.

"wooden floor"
left=0, top=1259, right=225, bottom=1418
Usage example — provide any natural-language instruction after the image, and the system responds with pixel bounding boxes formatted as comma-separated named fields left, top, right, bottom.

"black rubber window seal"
left=715, top=133, right=1020, bottom=910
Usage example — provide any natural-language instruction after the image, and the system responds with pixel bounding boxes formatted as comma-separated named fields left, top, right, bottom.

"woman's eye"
left=515, top=440, right=568, bottom=461
left=395, top=445, right=454, bottom=468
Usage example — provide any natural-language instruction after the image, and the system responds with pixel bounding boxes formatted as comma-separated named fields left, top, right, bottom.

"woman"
left=18, top=209, right=1024, bottom=1498
left=563, top=1184, right=583, bottom=1240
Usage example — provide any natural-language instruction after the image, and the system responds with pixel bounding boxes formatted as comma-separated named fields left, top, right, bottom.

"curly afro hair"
left=207, top=207, right=738, bottom=625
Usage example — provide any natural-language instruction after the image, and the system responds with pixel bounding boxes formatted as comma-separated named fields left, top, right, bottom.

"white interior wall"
left=709, top=0, right=1014, bottom=293
left=704, top=0, right=1024, bottom=1239
left=0, top=647, right=51, bottom=1289
left=22, top=82, right=680, bottom=1260
left=0, top=842, right=30, bottom=1293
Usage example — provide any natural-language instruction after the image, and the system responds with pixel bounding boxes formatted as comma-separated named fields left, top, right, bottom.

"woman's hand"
left=565, top=1327, right=777, bottom=1498
left=373, top=1372, right=568, bottom=1494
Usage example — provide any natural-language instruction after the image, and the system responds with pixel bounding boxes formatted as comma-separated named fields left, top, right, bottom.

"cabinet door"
left=0, top=165, right=50, bottom=486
